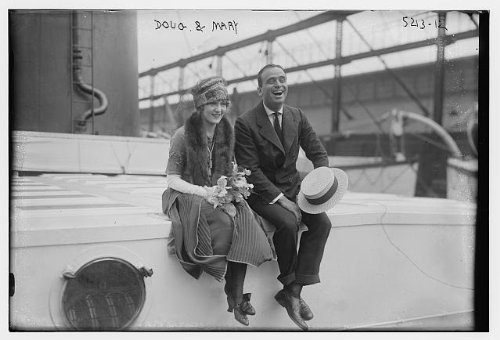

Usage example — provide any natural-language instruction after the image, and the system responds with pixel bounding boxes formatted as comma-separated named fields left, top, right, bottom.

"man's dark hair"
left=257, top=64, right=286, bottom=88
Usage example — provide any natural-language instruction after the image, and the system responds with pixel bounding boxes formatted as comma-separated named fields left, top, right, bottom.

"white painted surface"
left=10, top=174, right=476, bottom=330
left=447, top=158, right=477, bottom=202
left=12, top=131, right=169, bottom=175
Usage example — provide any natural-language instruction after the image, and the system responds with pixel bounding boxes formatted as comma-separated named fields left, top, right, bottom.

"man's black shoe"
left=274, top=289, right=308, bottom=330
left=299, top=298, right=314, bottom=321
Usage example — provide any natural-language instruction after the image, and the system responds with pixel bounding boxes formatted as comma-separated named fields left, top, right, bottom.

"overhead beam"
left=139, top=11, right=358, bottom=77
left=139, top=29, right=479, bottom=102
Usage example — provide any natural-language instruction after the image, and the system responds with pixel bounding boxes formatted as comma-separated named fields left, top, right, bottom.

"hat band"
left=305, top=177, right=338, bottom=205
left=194, top=88, right=228, bottom=108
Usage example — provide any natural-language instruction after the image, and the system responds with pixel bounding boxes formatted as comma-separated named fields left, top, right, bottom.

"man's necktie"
left=273, top=112, right=284, bottom=145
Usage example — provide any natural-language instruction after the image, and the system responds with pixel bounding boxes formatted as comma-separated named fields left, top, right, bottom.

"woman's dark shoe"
left=240, top=293, right=256, bottom=315
left=225, top=286, right=256, bottom=315
left=233, top=304, right=250, bottom=326
left=224, top=282, right=235, bottom=312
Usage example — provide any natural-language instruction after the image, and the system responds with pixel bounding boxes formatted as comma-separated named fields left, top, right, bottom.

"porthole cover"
left=62, top=257, right=147, bottom=330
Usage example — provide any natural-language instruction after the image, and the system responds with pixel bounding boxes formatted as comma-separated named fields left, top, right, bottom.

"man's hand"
left=277, top=196, right=302, bottom=224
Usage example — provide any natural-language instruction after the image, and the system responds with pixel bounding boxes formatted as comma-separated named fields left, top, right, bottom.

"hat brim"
left=297, top=168, right=348, bottom=214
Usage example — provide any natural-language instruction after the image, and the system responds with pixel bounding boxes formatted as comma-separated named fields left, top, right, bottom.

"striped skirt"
left=163, top=189, right=274, bottom=281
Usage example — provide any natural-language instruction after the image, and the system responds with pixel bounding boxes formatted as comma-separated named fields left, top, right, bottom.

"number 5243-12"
left=402, top=16, right=447, bottom=30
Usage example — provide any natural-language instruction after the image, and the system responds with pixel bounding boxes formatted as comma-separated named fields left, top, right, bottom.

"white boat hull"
left=10, top=174, right=475, bottom=330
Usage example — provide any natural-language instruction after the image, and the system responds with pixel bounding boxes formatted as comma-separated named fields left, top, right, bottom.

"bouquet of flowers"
left=206, top=162, right=254, bottom=217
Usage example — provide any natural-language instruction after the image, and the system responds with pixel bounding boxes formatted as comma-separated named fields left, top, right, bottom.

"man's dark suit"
left=235, top=102, right=332, bottom=286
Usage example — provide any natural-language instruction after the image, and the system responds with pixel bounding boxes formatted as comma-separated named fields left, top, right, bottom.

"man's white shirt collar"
left=263, top=103, right=283, bottom=117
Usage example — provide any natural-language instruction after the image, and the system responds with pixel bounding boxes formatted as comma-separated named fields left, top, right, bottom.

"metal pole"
left=216, top=55, right=223, bottom=77
left=178, top=67, right=185, bottom=100
left=149, top=75, right=155, bottom=132
left=70, top=12, right=74, bottom=133
left=162, top=95, right=167, bottom=129
left=415, top=11, right=450, bottom=198
left=332, top=19, right=343, bottom=133
left=90, top=11, right=95, bottom=134
left=433, top=12, right=447, bottom=124
left=266, top=40, right=274, bottom=64
left=177, top=66, right=185, bottom=126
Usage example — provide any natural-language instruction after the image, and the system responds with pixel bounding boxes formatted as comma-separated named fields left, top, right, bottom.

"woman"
left=162, top=77, right=274, bottom=326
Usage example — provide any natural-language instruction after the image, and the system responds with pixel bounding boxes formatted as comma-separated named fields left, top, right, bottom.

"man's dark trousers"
left=247, top=195, right=331, bottom=287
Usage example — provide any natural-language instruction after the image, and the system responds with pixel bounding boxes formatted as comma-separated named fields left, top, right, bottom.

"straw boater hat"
left=297, top=167, right=348, bottom=214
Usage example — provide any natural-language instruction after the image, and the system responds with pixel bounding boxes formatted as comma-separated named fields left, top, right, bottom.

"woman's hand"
left=203, top=186, right=217, bottom=203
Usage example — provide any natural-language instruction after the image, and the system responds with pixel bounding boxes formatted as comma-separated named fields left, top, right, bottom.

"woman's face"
left=201, top=100, right=228, bottom=125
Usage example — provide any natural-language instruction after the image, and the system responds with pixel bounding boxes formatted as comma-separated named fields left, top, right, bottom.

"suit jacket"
left=234, top=102, right=328, bottom=204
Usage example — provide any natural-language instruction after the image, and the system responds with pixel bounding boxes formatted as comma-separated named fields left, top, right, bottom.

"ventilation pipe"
left=379, top=110, right=462, bottom=158
left=72, top=11, right=108, bottom=130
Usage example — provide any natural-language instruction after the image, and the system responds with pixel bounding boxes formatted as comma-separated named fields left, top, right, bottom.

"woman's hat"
left=297, top=167, right=348, bottom=214
left=191, top=76, right=229, bottom=109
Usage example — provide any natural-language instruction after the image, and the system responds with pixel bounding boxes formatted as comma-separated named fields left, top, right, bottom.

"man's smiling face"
left=258, top=66, right=288, bottom=111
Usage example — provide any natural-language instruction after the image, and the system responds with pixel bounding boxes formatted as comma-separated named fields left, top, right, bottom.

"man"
left=234, top=64, right=332, bottom=330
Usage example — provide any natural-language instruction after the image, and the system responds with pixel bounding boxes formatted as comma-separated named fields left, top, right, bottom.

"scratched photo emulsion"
left=9, top=9, right=487, bottom=332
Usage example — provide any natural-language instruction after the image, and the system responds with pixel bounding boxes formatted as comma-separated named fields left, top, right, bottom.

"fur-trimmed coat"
left=181, top=112, right=235, bottom=186
left=162, top=112, right=274, bottom=281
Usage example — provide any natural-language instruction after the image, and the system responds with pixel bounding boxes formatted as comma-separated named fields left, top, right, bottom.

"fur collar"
left=184, top=112, right=234, bottom=186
